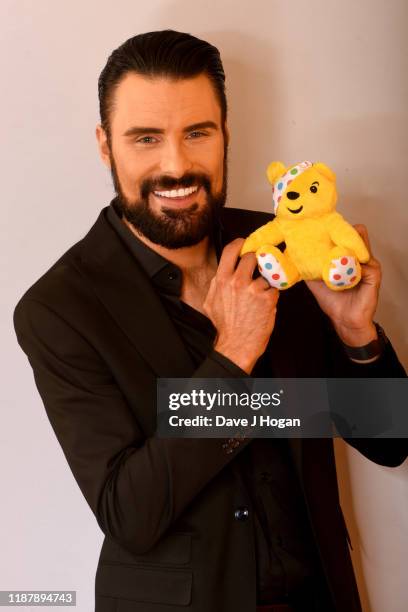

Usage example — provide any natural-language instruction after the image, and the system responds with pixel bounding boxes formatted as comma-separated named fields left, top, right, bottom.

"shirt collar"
left=108, top=198, right=170, bottom=279
left=106, top=197, right=225, bottom=295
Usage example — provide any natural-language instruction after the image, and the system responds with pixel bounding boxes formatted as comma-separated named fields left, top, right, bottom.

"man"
left=13, top=30, right=406, bottom=612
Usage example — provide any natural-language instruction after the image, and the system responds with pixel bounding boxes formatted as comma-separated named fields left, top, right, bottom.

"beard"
left=109, top=148, right=228, bottom=249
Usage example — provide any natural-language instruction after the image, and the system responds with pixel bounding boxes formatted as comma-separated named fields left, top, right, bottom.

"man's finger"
left=217, top=238, right=246, bottom=277
left=252, top=275, right=276, bottom=292
left=361, top=257, right=382, bottom=288
left=234, top=251, right=259, bottom=283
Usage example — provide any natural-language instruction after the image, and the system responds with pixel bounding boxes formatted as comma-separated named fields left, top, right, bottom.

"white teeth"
left=153, top=186, right=198, bottom=198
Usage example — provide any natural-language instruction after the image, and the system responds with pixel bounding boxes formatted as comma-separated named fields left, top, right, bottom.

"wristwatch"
left=341, top=322, right=388, bottom=362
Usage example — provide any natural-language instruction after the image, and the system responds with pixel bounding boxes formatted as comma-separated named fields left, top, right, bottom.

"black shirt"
left=106, top=199, right=333, bottom=607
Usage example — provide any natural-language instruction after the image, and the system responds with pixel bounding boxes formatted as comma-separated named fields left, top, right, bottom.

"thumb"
left=360, top=257, right=382, bottom=289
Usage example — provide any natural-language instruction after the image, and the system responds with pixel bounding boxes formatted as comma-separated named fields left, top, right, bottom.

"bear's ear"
left=266, top=161, right=286, bottom=185
left=314, top=162, right=336, bottom=182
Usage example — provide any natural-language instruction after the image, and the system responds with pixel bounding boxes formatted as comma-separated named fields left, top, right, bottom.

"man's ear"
left=95, top=124, right=111, bottom=168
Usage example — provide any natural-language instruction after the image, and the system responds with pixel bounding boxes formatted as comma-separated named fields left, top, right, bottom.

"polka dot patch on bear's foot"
left=257, top=253, right=288, bottom=288
left=328, top=256, right=359, bottom=287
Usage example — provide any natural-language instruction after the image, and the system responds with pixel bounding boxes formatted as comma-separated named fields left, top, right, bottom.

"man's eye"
left=135, top=132, right=207, bottom=144
left=188, top=131, right=206, bottom=139
left=137, top=136, right=158, bottom=144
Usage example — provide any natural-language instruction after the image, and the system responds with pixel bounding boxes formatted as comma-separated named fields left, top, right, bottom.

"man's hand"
left=203, top=238, right=279, bottom=374
left=305, top=224, right=381, bottom=346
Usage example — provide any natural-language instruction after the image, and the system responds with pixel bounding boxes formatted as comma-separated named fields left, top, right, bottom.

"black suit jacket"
left=13, top=205, right=407, bottom=612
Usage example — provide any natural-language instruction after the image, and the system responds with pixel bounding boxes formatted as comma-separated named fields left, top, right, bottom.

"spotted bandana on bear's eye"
left=272, top=160, right=313, bottom=214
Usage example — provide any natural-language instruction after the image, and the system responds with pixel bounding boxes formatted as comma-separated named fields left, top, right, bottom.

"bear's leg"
left=322, top=247, right=361, bottom=291
left=256, top=244, right=300, bottom=289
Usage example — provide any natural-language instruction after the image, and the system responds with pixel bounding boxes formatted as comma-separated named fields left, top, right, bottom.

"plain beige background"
left=2, top=1, right=407, bottom=611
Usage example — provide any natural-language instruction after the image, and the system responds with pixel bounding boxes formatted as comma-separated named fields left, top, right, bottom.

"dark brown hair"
left=98, top=30, right=227, bottom=140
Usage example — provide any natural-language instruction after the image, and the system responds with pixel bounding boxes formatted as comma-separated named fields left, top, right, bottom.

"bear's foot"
left=323, top=249, right=361, bottom=291
left=256, top=245, right=300, bottom=290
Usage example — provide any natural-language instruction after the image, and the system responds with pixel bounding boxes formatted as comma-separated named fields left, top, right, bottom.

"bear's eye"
left=310, top=184, right=318, bottom=193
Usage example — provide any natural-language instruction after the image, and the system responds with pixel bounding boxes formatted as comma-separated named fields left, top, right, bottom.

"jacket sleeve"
left=13, top=297, right=252, bottom=555
left=322, top=312, right=407, bottom=467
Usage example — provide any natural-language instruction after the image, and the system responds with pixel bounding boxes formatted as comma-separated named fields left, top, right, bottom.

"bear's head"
left=266, top=161, right=337, bottom=220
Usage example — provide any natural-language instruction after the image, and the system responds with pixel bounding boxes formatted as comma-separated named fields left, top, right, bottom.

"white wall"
left=2, top=1, right=407, bottom=610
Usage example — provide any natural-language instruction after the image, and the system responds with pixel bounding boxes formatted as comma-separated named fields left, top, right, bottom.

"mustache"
left=140, top=173, right=211, bottom=199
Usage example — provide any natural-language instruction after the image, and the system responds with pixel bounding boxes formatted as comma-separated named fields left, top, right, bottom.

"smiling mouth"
left=287, top=205, right=303, bottom=214
left=151, top=185, right=201, bottom=208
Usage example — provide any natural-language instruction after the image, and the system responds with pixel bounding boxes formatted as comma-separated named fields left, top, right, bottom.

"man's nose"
left=286, top=191, right=300, bottom=200
left=159, top=141, right=193, bottom=176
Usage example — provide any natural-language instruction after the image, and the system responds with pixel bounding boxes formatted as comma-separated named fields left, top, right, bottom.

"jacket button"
left=234, top=506, right=250, bottom=521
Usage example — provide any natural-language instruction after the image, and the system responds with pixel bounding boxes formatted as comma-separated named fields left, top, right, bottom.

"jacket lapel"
left=72, top=207, right=195, bottom=378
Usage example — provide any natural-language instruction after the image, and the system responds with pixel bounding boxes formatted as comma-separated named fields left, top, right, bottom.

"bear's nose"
left=286, top=191, right=300, bottom=200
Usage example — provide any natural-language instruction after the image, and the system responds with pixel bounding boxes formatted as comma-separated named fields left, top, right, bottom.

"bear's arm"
left=325, top=212, right=370, bottom=262
left=240, top=220, right=284, bottom=256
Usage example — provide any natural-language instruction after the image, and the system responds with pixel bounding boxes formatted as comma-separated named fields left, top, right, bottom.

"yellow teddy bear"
left=240, top=160, right=370, bottom=290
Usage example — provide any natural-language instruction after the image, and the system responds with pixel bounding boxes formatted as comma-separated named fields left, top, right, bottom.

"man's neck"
left=122, top=217, right=216, bottom=275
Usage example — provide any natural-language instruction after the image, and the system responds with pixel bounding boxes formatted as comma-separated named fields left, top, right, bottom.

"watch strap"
left=341, top=322, right=388, bottom=361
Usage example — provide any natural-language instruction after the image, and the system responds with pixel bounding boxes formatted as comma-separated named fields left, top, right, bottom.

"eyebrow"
left=123, top=121, right=219, bottom=137
left=311, top=181, right=320, bottom=185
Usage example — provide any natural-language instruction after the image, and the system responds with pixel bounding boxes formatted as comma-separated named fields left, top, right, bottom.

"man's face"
left=96, top=72, right=229, bottom=248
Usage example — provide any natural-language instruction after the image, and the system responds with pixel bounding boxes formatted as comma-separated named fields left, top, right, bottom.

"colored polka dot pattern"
left=257, top=253, right=288, bottom=289
left=328, top=256, right=359, bottom=288
left=271, top=160, right=313, bottom=214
